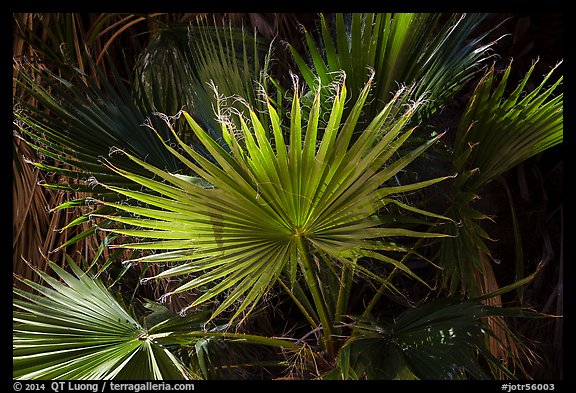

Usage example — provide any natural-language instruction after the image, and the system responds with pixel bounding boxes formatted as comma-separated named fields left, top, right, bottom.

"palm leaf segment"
left=13, top=258, right=192, bottom=380
left=441, top=59, right=563, bottom=295
left=328, top=297, right=536, bottom=380
left=290, top=13, right=496, bottom=122
left=95, top=74, right=451, bottom=323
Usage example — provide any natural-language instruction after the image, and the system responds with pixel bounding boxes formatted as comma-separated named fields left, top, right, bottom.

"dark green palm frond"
left=133, top=16, right=276, bottom=139
left=133, top=27, right=196, bottom=126
left=434, top=59, right=562, bottom=374
left=440, top=59, right=563, bottom=294
left=14, top=59, right=184, bottom=249
left=15, top=60, right=180, bottom=176
left=289, top=13, right=497, bottom=123
left=326, top=296, right=540, bottom=380
left=91, top=74, right=451, bottom=335
left=13, top=12, right=190, bottom=188
left=452, top=59, right=563, bottom=192
left=12, top=12, right=177, bottom=273
left=13, top=257, right=195, bottom=380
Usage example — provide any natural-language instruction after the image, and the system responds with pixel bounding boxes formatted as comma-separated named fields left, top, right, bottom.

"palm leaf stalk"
left=161, top=330, right=306, bottom=379
left=91, top=73, right=452, bottom=360
left=138, top=300, right=307, bottom=379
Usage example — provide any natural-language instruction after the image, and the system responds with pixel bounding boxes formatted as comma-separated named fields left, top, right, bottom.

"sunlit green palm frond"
left=92, top=74, right=451, bottom=330
left=435, top=59, right=562, bottom=377
left=289, top=13, right=497, bottom=123
left=13, top=257, right=195, bottom=380
left=452, top=59, right=562, bottom=191
left=326, top=294, right=541, bottom=380
left=440, top=59, right=563, bottom=295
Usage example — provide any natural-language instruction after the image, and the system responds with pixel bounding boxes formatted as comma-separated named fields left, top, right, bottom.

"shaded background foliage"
left=430, top=14, right=563, bottom=379
left=13, top=12, right=563, bottom=379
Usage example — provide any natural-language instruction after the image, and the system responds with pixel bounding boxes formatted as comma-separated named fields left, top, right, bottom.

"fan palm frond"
left=289, top=13, right=498, bottom=123
left=134, top=15, right=276, bottom=138
left=91, top=74, right=452, bottom=360
left=453, top=59, right=562, bottom=191
left=13, top=257, right=196, bottom=380
left=441, top=59, right=563, bottom=294
left=326, top=293, right=541, bottom=380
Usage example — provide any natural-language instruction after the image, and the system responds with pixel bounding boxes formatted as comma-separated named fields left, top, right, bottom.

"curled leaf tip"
left=140, top=277, right=152, bottom=285
left=158, top=292, right=173, bottom=304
